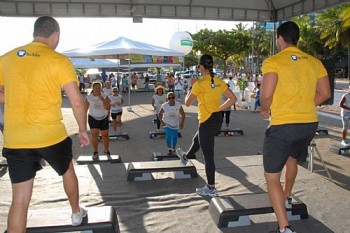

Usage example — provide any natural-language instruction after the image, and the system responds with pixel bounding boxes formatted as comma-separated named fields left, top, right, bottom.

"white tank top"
left=110, top=94, right=123, bottom=113
left=86, top=93, right=109, bottom=120
left=161, top=102, right=182, bottom=129
left=341, top=93, right=350, bottom=116
left=153, top=94, right=166, bottom=113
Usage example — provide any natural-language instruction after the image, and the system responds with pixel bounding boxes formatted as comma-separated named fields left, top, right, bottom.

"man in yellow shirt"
left=0, top=16, right=90, bottom=232
left=260, top=21, right=331, bottom=233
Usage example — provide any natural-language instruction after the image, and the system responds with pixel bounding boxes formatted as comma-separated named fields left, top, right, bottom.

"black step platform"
left=127, top=160, right=197, bottom=181
left=98, top=133, right=130, bottom=140
left=76, top=155, right=121, bottom=164
left=209, top=193, right=308, bottom=228
left=23, top=206, right=119, bottom=233
left=315, top=129, right=328, bottom=136
left=216, top=128, right=244, bottom=136
left=149, top=131, right=182, bottom=139
left=153, top=151, right=178, bottom=161
left=329, top=144, right=350, bottom=155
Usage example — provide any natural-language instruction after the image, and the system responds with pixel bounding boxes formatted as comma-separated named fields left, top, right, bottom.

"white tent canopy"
left=63, top=36, right=184, bottom=58
left=70, top=58, right=181, bottom=69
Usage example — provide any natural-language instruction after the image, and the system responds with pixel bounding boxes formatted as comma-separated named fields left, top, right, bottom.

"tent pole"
left=127, top=53, right=132, bottom=111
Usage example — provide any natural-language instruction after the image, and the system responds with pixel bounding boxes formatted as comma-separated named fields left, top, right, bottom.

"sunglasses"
left=168, top=96, right=175, bottom=99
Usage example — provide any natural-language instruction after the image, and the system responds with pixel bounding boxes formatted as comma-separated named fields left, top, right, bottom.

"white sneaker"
left=176, top=148, right=188, bottom=166
left=71, top=207, right=87, bottom=226
left=341, top=140, right=350, bottom=147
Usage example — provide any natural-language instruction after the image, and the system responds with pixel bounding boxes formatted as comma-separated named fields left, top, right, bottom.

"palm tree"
left=316, top=4, right=350, bottom=79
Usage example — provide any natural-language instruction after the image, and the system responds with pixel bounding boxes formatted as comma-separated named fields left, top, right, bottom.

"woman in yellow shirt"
left=176, top=54, right=237, bottom=197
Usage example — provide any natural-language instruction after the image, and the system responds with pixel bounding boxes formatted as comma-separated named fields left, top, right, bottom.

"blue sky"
left=0, top=17, right=252, bottom=55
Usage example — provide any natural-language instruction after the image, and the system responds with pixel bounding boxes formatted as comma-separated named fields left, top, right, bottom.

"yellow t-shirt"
left=0, top=42, right=78, bottom=148
left=191, top=74, right=227, bottom=123
left=262, top=47, right=328, bottom=125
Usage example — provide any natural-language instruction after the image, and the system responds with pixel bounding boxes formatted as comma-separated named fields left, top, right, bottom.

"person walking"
left=151, top=84, right=166, bottom=131
left=260, top=21, right=331, bottom=233
left=110, top=87, right=124, bottom=133
left=159, top=92, right=185, bottom=155
left=0, top=16, right=90, bottom=232
left=339, top=91, right=350, bottom=146
left=176, top=54, right=236, bottom=197
left=85, top=82, right=111, bottom=160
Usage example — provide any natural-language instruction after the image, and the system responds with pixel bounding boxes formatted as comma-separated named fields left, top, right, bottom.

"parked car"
left=181, top=70, right=198, bottom=79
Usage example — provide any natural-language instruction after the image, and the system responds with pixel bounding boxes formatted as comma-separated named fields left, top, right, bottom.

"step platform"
left=315, top=128, right=328, bottom=136
left=216, top=128, right=244, bottom=136
left=127, top=160, right=197, bottom=181
left=0, top=158, right=8, bottom=167
left=149, top=131, right=182, bottom=139
left=329, top=144, right=350, bottom=155
left=209, top=193, right=308, bottom=228
left=76, top=155, right=121, bottom=165
left=23, top=206, right=119, bottom=233
left=98, top=133, right=130, bottom=140
left=153, top=151, right=178, bottom=161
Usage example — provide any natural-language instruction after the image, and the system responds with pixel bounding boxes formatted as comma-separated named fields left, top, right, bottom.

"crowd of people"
left=0, top=16, right=333, bottom=233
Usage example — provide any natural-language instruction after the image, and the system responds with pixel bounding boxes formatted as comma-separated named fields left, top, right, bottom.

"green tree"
left=191, top=25, right=251, bottom=78
left=316, top=4, right=350, bottom=79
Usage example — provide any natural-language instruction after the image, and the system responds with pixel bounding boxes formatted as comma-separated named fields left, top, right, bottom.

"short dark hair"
left=33, top=16, right=60, bottom=38
left=277, top=21, right=299, bottom=45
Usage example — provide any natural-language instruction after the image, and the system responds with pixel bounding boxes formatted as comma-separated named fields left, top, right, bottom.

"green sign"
left=181, top=40, right=193, bottom=47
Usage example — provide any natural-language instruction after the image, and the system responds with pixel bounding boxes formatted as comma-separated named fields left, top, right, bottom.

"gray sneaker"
left=176, top=148, right=188, bottom=165
left=92, top=152, right=99, bottom=161
left=71, top=207, right=87, bottom=226
left=285, top=196, right=292, bottom=209
left=196, top=185, right=218, bottom=197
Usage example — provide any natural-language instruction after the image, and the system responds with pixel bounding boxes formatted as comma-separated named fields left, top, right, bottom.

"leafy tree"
left=191, top=24, right=251, bottom=78
left=316, top=4, right=350, bottom=79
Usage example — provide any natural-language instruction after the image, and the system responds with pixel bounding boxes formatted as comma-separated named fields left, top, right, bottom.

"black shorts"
left=111, top=111, right=122, bottom=119
left=263, top=122, right=318, bottom=173
left=3, top=137, right=73, bottom=184
left=88, top=115, right=109, bottom=130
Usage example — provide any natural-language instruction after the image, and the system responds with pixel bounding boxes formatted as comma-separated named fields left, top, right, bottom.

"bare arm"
left=158, top=108, right=164, bottom=125
left=0, top=86, right=4, bottom=104
left=315, top=75, right=331, bottom=106
left=219, top=88, right=237, bottom=111
left=260, top=72, right=278, bottom=119
left=63, top=82, right=89, bottom=147
left=179, top=106, right=185, bottom=129
left=185, top=89, right=196, bottom=107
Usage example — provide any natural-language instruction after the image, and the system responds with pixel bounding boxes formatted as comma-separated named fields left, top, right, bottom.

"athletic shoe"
left=104, top=151, right=111, bottom=156
left=176, top=148, right=188, bottom=165
left=196, top=185, right=218, bottom=197
left=71, top=207, right=87, bottom=226
left=92, top=152, right=99, bottom=160
left=285, top=196, right=292, bottom=209
left=278, top=226, right=296, bottom=233
left=341, top=140, right=350, bottom=147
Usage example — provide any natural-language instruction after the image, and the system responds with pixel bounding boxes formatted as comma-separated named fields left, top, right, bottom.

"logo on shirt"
left=291, top=54, right=298, bottom=61
left=17, top=50, right=26, bottom=57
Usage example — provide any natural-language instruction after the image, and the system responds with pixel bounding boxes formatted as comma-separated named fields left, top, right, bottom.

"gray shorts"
left=263, top=122, right=318, bottom=173
left=341, top=114, right=350, bottom=130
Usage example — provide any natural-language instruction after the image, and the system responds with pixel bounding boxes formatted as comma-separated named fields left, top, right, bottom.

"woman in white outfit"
left=85, top=82, right=111, bottom=160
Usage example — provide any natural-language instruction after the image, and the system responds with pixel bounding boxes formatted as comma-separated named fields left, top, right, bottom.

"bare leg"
left=265, top=172, right=289, bottom=229
left=100, top=129, right=109, bottom=152
left=112, top=119, right=117, bottom=132
left=7, top=178, right=34, bottom=233
left=62, top=161, right=80, bottom=214
left=284, top=157, right=297, bottom=197
left=90, top=128, right=99, bottom=152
